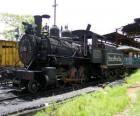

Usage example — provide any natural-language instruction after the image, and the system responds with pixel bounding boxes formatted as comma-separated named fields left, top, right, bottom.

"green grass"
left=56, top=86, right=129, bottom=116
left=35, top=69, right=140, bottom=116
left=126, top=69, right=140, bottom=86
left=35, top=86, right=130, bottom=116
left=128, top=90, right=140, bottom=116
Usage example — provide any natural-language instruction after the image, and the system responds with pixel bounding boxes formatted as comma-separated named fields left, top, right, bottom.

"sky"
left=0, top=0, right=140, bottom=35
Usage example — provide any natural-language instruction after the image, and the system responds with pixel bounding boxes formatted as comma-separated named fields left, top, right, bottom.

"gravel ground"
left=0, top=86, right=15, bottom=94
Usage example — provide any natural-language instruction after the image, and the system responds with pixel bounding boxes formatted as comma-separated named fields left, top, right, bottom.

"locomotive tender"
left=13, top=15, right=124, bottom=93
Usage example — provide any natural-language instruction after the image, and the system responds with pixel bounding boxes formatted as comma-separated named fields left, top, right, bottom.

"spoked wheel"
left=28, top=80, right=39, bottom=94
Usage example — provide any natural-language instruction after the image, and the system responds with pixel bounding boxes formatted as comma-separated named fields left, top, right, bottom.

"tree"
left=0, top=13, right=34, bottom=40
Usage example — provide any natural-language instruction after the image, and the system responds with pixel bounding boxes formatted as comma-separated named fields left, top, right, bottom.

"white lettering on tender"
left=107, top=55, right=122, bottom=62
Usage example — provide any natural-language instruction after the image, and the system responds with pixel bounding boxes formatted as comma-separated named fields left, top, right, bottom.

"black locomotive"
left=13, top=15, right=124, bottom=93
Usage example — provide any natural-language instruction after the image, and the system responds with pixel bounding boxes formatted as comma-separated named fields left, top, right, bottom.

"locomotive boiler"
left=13, top=15, right=124, bottom=93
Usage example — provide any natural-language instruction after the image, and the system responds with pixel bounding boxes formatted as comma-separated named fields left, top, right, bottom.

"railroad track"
left=0, top=92, right=30, bottom=103
left=0, top=84, right=94, bottom=103
left=0, top=78, right=122, bottom=103
left=0, top=80, right=101, bottom=104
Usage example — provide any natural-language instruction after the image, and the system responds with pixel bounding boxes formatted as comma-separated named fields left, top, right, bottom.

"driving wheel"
left=28, top=80, right=39, bottom=94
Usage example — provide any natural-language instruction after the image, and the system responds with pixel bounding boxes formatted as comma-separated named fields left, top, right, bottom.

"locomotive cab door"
left=90, top=34, right=102, bottom=63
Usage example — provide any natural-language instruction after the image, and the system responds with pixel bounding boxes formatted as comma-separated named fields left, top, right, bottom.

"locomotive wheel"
left=107, top=70, right=114, bottom=81
left=115, top=69, right=121, bottom=79
left=28, top=80, right=39, bottom=94
left=78, top=66, right=86, bottom=84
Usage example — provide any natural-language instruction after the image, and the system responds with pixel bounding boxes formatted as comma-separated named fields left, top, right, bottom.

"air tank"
left=61, top=30, right=72, bottom=38
left=50, top=25, right=60, bottom=38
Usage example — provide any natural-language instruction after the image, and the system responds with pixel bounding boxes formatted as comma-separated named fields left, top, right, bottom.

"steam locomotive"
left=13, top=15, right=124, bottom=93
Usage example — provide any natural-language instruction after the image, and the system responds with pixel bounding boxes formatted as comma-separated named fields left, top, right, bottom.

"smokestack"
left=86, top=24, right=91, bottom=31
left=34, top=15, right=42, bottom=36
